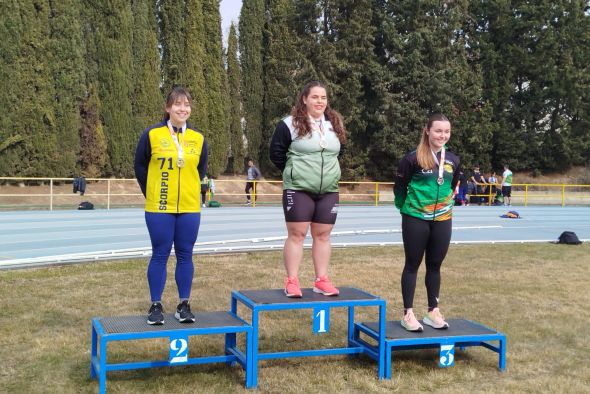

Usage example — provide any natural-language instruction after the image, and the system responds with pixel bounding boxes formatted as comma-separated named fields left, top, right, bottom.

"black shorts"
left=501, top=186, right=512, bottom=197
left=282, top=190, right=339, bottom=224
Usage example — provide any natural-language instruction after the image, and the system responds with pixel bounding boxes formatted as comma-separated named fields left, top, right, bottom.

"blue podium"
left=90, top=311, right=253, bottom=393
left=354, top=319, right=506, bottom=379
left=227, top=287, right=387, bottom=388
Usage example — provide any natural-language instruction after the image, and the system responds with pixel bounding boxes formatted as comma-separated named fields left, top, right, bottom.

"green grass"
left=1, top=244, right=589, bottom=393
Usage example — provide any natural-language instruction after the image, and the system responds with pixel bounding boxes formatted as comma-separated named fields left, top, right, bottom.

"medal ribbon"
left=309, top=115, right=327, bottom=148
left=431, top=147, right=446, bottom=183
left=167, top=120, right=184, bottom=161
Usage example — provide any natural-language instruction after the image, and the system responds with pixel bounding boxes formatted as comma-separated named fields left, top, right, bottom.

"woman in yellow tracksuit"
left=134, top=86, right=208, bottom=325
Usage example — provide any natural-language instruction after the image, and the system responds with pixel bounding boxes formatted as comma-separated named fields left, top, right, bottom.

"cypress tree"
left=261, top=0, right=301, bottom=174
left=239, top=0, right=264, bottom=167
left=184, top=0, right=209, bottom=131
left=159, top=0, right=186, bottom=93
left=318, top=0, right=378, bottom=179
left=370, top=0, right=491, bottom=177
left=226, top=22, right=245, bottom=174
left=15, top=0, right=59, bottom=176
left=131, top=0, right=162, bottom=130
left=201, top=0, right=229, bottom=176
left=48, top=0, right=86, bottom=176
left=0, top=1, right=25, bottom=176
left=79, top=84, right=108, bottom=177
left=92, top=0, right=135, bottom=176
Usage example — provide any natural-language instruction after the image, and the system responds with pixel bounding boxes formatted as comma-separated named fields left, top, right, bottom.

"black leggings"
left=401, top=214, right=452, bottom=309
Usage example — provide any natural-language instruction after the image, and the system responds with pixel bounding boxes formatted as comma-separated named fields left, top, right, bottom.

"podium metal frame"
left=354, top=318, right=506, bottom=379
left=227, top=287, right=386, bottom=388
left=90, top=311, right=254, bottom=393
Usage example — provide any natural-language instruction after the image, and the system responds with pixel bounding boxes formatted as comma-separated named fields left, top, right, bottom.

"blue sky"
left=220, top=0, right=242, bottom=43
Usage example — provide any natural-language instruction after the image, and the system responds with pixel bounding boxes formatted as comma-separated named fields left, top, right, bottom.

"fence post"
left=50, top=178, right=53, bottom=211
left=524, top=185, right=528, bottom=207
left=375, top=182, right=379, bottom=207
left=561, top=184, right=565, bottom=207
left=107, top=179, right=111, bottom=210
left=252, top=180, right=256, bottom=208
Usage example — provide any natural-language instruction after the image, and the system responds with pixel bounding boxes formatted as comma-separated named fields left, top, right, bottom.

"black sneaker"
left=147, top=302, right=164, bottom=325
left=175, top=300, right=196, bottom=323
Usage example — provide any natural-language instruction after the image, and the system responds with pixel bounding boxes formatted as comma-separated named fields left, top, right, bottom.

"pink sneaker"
left=423, top=308, right=449, bottom=329
left=312, top=276, right=339, bottom=296
left=401, top=310, right=423, bottom=332
left=284, top=277, right=302, bottom=298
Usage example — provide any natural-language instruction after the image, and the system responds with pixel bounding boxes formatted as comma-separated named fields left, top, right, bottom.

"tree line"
left=1, top=1, right=589, bottom=180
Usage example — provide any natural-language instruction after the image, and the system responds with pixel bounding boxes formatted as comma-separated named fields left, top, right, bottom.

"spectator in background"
left=208, top=176, right=216, bottom=200
left=200, top=175, right=209, bottom=208
left=470, top=166, right=487, bottom=205
left=245, top=159, right=261, bottom=206
left=488, top=171, right=498, bottom=195
left=457, top=169, right=467, bottom=206
left=501, top=165, right=513, bottom=206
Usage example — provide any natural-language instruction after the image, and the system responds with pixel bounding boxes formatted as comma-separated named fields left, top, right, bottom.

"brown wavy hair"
left=416, top=113, right=450, bottom=169
left=290, top=81, right=346, bottom=144
left=162, top=86, right=192, bottom=121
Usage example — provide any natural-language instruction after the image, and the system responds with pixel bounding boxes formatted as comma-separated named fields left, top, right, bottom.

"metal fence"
left=0, top=177, right=589, bottom=210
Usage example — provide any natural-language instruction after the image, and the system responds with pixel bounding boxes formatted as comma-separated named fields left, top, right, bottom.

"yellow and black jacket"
left=134, top=121, right=208, bottom=213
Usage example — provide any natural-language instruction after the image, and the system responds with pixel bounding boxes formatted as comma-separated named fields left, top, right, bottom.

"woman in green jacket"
left=269, top=81, right=346, bottom=298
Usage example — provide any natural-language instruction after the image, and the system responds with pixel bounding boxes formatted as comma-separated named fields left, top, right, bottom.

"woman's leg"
left=145, top=212, right=175, bottom=302
left=424, top=219, right=452, bottom=309
left=284, top=221, right=311, bottom=277
left=401, top=214, right=430, bottom=309
left=173, top=213, right=201, bottom=300
left=310, top=223, right=334, bottom=278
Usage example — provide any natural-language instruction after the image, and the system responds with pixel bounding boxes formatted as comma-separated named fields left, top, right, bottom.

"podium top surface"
left=97, top=311, right=247, bottom=334
left=362, top=319, right=501, bottom=340
left=236, top=287, right=379, bottom=305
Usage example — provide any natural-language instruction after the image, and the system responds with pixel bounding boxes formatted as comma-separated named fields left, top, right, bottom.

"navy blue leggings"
left=401, top=214, right=452, bottom=309
left=145, top=212, right=201, bottom=302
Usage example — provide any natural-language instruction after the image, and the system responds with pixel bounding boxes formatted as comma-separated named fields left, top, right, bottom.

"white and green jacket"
left=269, top=114, right=343, bottom=194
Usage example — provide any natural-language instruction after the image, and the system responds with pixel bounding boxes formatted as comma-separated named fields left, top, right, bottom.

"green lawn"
left=1, top=244, right=589, bottom=393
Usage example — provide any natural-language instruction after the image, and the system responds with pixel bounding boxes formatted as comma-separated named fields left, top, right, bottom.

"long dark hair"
left=290, top=81, right=346, bottom=144
left=162, top=86, right=192, bottom=121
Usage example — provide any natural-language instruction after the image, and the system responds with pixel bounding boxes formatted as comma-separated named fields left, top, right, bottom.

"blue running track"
left=0, top=206, right=588, bottom=269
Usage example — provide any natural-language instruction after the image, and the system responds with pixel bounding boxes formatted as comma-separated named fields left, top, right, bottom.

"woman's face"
left=427, top=120, right=451, bottom=151
left=166, top=95, right=192, bottom=126
left=303, top=86, right=328, bottom=120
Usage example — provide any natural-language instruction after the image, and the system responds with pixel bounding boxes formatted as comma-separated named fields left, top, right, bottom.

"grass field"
left=1, top=244, right=589, bottom=393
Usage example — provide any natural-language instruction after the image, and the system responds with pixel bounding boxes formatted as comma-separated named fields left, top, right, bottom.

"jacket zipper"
left=432, top=180, right=440, bottom=221
left=319, top=149, right=325, bottom=193
left=177, top=167, right=181, bottom=213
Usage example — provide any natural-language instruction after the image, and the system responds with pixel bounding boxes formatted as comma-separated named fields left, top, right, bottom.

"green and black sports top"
left=394, top=149, right=461, bottom=221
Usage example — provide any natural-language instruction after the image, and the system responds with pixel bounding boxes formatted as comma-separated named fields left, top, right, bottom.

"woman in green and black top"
left=394, top=113, right=461, bottom=332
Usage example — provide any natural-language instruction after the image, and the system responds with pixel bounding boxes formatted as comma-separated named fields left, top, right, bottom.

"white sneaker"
left=423, top=308, right=449, bottom=329
left=401, top=310, right=423, bottom=332
left=202, top=204, right=206, bottom=208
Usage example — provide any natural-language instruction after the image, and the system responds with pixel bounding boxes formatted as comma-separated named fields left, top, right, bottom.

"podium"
left=90, top=292, right=507, bottom=390
left=354, top=319, right=506, bottom=379
left=227, top=287, right=387, bottom=388
left=90, top=311, right=253, bottom=393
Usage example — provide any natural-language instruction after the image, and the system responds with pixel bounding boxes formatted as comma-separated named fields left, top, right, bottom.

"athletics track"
left=0, top=205, right=588, bottom=269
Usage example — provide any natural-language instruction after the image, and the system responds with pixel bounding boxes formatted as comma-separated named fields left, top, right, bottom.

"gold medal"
left=177, top=158, right=185, bottom=168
